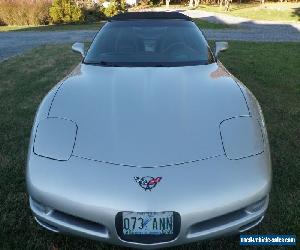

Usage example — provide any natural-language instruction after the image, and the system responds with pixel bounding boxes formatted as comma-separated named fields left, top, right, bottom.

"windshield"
left=84, top=20, right=215, bottom=67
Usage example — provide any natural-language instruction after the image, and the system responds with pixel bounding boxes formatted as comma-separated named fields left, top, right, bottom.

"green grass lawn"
left=0, top=22, right=104, bottom=32
left=0, top=19, right=232, bottom=32
left=194, top=18, right=234, bottom=29
left=197, top=3, right=300, bottom=22
left=0, top=42, right=299, bottom=249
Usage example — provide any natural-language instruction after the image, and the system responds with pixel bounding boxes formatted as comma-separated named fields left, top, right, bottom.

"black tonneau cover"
left=109, top=11, right=192, bottom=21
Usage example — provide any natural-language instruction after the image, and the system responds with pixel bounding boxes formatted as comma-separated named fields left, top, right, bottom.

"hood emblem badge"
left=134, top=176, right=162, bottom=191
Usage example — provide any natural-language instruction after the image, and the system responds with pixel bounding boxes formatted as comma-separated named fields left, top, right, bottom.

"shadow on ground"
left=292, top=7, right=300, bottom=21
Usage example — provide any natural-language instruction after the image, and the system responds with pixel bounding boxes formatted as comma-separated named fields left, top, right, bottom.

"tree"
left=166, top=0, right=170, bottom=9
left=50, top=0, right=84, bottom=23
left=224, top=0, right=232, bottom=11
left=220, top=0, right=224, bottom=8
left=219, top=0, right=231, bottom=11
left=188, top=0, right=200, bottom=8
left=103, top=0, right=127, bottom=18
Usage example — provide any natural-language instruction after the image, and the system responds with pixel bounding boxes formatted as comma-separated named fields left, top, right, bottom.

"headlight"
left=220, top=116, right=264, bottom=160
left=33, top=118, right=77, bottom=161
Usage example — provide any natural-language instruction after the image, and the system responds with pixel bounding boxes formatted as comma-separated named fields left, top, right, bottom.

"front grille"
left=35, top=217, right=59, bottom=232
left=189, top=209, right=247, bottom=235
left=115, top=212, right=181, bottom=244
left=30, top=197, right=108, bottom=238
left=239, top=215, right=264, bottom=232
left=188, top=196, right=268, bottom=237
left=51, top=210, right=108, bottom=235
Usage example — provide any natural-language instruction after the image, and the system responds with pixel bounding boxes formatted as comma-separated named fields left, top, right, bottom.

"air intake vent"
left=51, top=210, right=108, bottom=236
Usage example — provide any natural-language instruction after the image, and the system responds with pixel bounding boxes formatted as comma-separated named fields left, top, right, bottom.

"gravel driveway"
left=0, top=30, right=96, bottom=62
left=1, top=9, right=300, bottom=62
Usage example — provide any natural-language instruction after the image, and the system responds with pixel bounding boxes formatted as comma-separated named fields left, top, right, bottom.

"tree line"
left=0, top=0, right=127, bottom=26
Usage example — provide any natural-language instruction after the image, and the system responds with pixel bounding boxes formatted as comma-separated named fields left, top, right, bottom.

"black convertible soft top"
left=109, top=11, right=192, bottom=21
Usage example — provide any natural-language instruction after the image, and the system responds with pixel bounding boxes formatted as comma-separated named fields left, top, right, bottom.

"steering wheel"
left=162, top=42, right=186, bottom=54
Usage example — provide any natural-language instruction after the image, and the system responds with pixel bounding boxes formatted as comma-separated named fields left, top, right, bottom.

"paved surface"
left=0, top=9, right=300, bottom=62
left=186, top=9, right=300, bottom=42
left=0, top=30, right=96, bottom=62
left=156, top=8, right=300, bottom=29
left=185, top=9, right=300, bottom=40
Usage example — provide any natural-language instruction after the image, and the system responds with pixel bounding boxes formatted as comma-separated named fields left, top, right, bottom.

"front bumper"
left=30, top=195, right=268, bottom=249
left=27, top=153, right=271, bottom=249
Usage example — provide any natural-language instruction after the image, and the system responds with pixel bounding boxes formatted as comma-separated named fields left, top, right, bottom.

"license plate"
left=122, top=211, right=174, bottom=235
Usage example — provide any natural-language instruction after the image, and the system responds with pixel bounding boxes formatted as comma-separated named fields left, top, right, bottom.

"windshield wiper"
left=84, top=61, right=121, bottom=67
left=152, top=64, right=167, bottom=67
left=99, top=61, right=121, bottom=67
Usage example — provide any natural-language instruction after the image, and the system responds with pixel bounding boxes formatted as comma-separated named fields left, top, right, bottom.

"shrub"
left=103, top=0, right=127, bottom=18
left=136, top=0, right=161, bottom=8
left=80, top=1, right=104, bottom=23
left=0, top=0, right=51, bottom=26
left=83, top=7, right=102, bottom=23
left=49, top=0, right=84, bottom=24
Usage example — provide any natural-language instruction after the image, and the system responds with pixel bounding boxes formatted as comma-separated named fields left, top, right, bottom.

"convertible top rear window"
left=84, top=20, right=215, bottom=67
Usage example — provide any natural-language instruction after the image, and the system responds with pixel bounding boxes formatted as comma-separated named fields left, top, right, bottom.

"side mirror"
left=72, top=42, right=85, bottom=57
left=215, top=41, right=228, bottom=58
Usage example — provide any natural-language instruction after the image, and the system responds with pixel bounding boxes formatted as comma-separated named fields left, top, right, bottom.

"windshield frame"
left=83, top=20, right=216, bottom=67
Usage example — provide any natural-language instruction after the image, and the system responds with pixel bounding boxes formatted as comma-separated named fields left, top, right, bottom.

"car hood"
left=48, top=63, right=249, bottom=167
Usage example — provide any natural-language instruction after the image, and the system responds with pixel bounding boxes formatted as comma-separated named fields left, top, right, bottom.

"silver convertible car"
left=27, top=12, right=272, bottom=249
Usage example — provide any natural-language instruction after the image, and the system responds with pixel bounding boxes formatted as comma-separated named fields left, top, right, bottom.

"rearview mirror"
left=215, top=41, right=228, bottom=58
left=72, top=42, right=85, bottom=57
